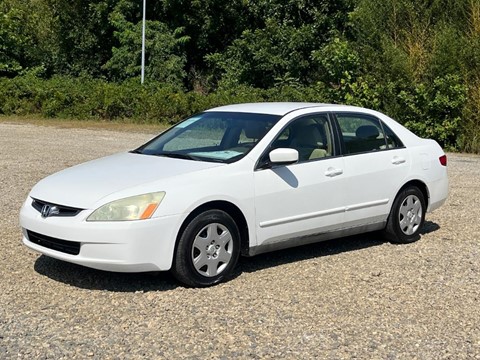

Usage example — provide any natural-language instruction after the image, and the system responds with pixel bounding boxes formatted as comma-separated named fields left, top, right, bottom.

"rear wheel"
left=384, top=186, right=426, bottom=244
left=172, top=209, right=240, bottom=287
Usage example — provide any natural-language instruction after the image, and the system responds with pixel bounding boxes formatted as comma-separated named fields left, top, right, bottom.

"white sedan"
left=20, top=103, right=448, bottom=286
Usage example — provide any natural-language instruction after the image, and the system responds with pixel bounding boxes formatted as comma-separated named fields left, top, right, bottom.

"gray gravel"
left=1, top=122, right=480, bottom=359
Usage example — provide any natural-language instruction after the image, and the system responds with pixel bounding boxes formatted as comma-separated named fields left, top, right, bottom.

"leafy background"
left=1, top=0, right=479, bottom=152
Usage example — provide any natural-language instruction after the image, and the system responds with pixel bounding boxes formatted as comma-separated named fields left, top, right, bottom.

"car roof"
left=206, top=102, right=332, bottom=116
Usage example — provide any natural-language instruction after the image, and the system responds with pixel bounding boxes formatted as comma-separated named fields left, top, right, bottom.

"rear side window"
left=336, top=114, right=401, bottom=154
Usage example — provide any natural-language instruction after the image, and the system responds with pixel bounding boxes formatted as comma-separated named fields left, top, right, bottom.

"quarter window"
left=384, top=124, right=404, bottom=149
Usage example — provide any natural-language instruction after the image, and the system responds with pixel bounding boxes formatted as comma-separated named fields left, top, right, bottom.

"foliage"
left=0, top=74, right=330, bottom=122
left=312, top=38, right=360, bottom=85
left=460, top=79, right=480, bottom=153
left=0, top=0, right=40, bottom=76
left=348, top=0, right=480, bottom=152
left=1, top=0, right=480, bottom=152
left=399, top=75, right=467, bottom=149
left=207, top=20, right=316, bottom=88
left=104, top=6, right=189, bottom=86
left=0, top=2, right=22, bottom=74
left=207, top=0, right=354, bottom=88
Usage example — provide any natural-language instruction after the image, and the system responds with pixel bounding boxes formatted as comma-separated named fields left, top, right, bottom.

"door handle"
left=391, top=156, right=406, bottom=165
left=325, top=167, right=343, bottom=177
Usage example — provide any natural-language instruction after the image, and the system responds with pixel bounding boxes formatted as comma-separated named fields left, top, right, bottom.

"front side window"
left=269, top=114, right=334, bottom=162
left=136, top=112, right=280, bottom=163
left=336, top=114, right=390, bottom=154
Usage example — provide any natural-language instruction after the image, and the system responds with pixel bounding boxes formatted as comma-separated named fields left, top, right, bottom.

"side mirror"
left=269, top=148, right=299, bottom=165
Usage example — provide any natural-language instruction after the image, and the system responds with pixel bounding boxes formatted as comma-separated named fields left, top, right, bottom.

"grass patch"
left=0, top=115, right=166, bottom=134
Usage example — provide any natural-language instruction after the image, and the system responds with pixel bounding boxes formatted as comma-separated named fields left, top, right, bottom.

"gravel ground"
left=1, top=122, right=479, bottom=359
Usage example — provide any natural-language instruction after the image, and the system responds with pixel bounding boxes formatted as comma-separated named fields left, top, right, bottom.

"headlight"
left=87, top=192, right=165, bottom=221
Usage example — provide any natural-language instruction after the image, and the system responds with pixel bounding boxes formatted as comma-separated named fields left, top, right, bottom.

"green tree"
left=207, top=20, right=316, bottom=88
left=104, top=1, right=189, bottom=86
left=0, top=1, right=25, bottom=75
left=207, top=0, right=354, bottom=88
left=158, top=0, right=251, bottom=86
left=41, top=0, right=117, bottom=76
left=312, top=37, right=360, bottom=86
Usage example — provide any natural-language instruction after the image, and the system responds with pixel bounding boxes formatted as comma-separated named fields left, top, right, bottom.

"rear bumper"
left=427, top=176, right=449, bottom=213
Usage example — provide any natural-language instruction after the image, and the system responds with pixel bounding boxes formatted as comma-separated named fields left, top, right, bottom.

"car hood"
left=30, top=152, right=223, bottom=208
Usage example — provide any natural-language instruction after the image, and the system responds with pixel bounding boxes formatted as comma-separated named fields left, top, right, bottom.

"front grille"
left=26, top=230, right=81, bottom=255
left=31, top=198, right=83, bottom=217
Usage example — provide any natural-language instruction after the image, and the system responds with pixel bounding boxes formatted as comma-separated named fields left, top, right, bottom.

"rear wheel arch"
left=384, top=181, right=428, bottom=243
left=175, top=200, right=250, bottom=258
left=397, top=180, right=429, bottom=209
left=386, top=180, right=429, bottom=223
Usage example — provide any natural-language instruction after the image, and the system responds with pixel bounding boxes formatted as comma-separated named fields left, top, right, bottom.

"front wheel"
left=172, top=209, right=240, bottom=287
left=383, top=186, right=426, bottom=244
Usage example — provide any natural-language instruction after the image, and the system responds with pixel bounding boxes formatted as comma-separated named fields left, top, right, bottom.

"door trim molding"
left=258, top=198, right=389, bottom=228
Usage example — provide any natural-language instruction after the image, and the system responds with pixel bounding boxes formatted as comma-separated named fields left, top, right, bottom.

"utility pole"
left=141, top=0, right=146, bottom=84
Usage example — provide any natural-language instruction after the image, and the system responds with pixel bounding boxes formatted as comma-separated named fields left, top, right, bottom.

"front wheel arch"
left=171, top=209, right=241, bottom=287
left=174, top=200, right=250, bottom=259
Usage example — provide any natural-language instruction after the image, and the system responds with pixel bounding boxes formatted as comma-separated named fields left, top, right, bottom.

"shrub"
left=398, top=75, right=467, bottom=149
left=0, top=74, right=476, bottom=153
left=459, top=80, right=480, bottom=154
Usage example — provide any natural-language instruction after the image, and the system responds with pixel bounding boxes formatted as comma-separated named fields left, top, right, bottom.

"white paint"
left=20, top=103, right=449, bottom=273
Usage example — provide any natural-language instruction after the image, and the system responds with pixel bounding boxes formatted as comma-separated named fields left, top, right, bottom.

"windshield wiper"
left=153, top=152, right=200, bottom=161
left=130, top=149, right=143, bottom=154
left=154, top=152, right=228, bottom=163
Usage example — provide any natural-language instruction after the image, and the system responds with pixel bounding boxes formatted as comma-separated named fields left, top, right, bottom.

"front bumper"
left=20, top=198, right=182, bottom=272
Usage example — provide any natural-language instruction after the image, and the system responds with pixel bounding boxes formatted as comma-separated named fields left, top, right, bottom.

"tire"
left=383, top=186, right=426, bottom=244
left=171, top=209, right=241, bottom=287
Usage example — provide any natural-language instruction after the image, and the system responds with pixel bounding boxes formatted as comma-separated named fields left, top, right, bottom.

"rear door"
left=334, top=112, right=410, bottom=227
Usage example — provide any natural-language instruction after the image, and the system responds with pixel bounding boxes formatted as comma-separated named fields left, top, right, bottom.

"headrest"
left=356, top=125, right=379, bottom=139
left=292, top=124, right=325, bottom=147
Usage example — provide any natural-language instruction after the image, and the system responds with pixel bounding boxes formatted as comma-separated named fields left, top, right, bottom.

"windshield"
left=135, top=111, right=281, bottom=163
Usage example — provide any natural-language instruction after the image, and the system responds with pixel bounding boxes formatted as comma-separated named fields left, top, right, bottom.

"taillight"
left=439, top=155, right=447, bottom=166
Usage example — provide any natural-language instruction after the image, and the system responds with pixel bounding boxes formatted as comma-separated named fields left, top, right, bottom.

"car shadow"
left=237, top=232, right=385, bottom=274
left=34, top=221, right=440, bottom=291
left=420, top=220, right=440, bottom=235
left=34, top=256, right=180, bottom=292
left=237, top=220, right=440, bottom=274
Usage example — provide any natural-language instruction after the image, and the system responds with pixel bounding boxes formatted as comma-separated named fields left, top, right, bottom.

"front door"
left=253, top=113, right=347, bottom=252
